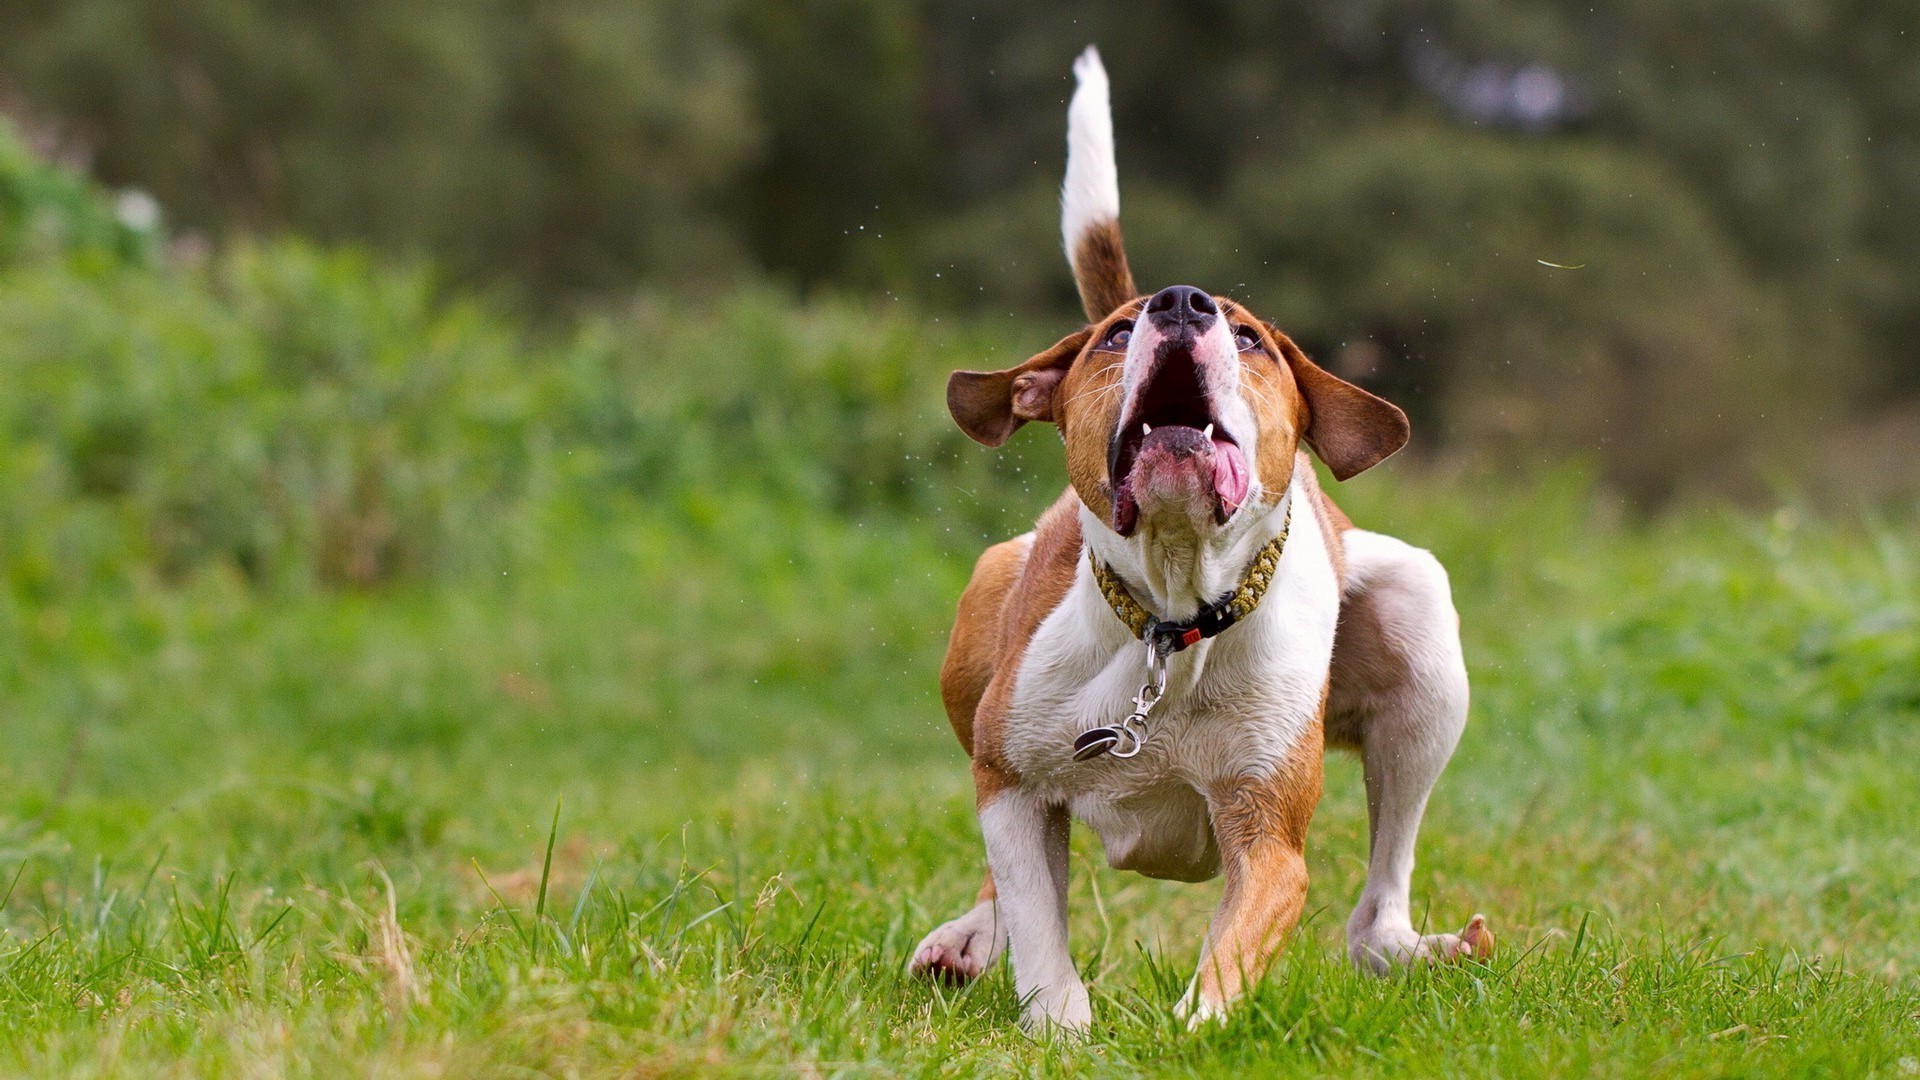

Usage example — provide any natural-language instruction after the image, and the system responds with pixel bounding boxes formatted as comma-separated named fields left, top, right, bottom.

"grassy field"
left=4, top=463, right=1919, bottom=1076
left=5, top=128, right=1920, bottom=1075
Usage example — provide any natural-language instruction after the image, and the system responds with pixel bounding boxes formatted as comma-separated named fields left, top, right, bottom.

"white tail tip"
left=1062, top=45, right=1120, bottom=261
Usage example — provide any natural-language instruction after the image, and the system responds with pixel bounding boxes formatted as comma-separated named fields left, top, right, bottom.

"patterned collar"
left=1089, top=500, right=1292, bottom=656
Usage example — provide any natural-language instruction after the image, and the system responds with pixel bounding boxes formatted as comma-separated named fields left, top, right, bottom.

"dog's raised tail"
left=1062, top=46, right=1136, bottom=320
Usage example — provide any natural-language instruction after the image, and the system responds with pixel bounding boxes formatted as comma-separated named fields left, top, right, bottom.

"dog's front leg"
left=977, top=779, right=1087, bottom=1033
left=1179, top=761, right=1321, bottom=1026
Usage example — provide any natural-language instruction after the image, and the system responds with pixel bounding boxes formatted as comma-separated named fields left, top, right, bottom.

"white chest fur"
left=1001, top=480, right=1340, bottom=880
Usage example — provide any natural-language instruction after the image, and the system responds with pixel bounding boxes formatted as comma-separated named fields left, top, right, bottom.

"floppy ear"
left=1268, top=326, right=1410, bottom=481
left=947, top=328, right=1093, bottom=447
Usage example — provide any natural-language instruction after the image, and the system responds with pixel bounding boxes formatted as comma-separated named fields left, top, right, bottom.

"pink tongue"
left=1212, top=436, right=1248, bottom=513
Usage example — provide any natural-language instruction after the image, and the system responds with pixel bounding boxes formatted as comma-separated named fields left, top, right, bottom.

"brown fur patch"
left=947, top=328, right=1094, bottom=447
left=938, top=537, right=1020, bottom=916
left=936, top=489, right=1085, bottom=804
left=1315, top=480, right=1355, bottom=535
left=974, top=870, right=997, bottom=904
left=938, top=536, right=1032, bottom=755
left=1220, top=302, right=1307, bottom=504
left=1307, top=460, right=1351, bottom=590
left=1321, top=579, right=1411, bottom=751
left=1071, top=219, right=1138, bottom=321
left=1055, top=313, right=1137, bottom=525
left=1268, top=327, right=1410, bottom=482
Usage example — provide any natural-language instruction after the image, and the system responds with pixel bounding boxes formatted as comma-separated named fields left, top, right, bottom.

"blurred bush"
left=0, top=120, right=156, bottom=269
left=1, top=237, right=534, bottom=592
left=0, top=118, right=1052, bottom=595
left=0, top=262, right=1053, bottom=595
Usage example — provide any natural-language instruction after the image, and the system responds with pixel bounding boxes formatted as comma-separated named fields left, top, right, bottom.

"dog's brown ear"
left=947, top=328, right=1093, bottom=447
left=1268, top=326, right=1409, bottom=481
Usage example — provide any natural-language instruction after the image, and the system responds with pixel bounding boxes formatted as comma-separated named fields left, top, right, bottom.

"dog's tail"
left=1062, top=46, right=1137, bottom=320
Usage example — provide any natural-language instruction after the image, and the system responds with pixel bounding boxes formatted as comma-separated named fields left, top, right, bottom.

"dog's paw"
left=1349, top=913, right=1495, bottom=974
left=1173, top=987, right=1230, bottom=1031
left=908, top=900, right=1004, bottom=985
left=1019, top=983, right=1093, bottom=1036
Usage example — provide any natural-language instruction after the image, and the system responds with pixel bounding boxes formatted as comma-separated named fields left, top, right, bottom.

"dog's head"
left=947, top=47, right=1407, bottom=541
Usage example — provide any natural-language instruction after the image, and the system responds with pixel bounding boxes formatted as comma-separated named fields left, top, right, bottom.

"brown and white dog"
left=907, top=47, right=1491, bottom=1031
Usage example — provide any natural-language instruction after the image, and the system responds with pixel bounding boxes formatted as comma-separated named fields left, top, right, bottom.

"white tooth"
left=1203, top=423, right=1215, bottom=441
left=1143, top=423, right=1152, bottom=435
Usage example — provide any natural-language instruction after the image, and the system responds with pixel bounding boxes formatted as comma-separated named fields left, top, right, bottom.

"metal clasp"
left=1107, top=638, right=1169, bottom=759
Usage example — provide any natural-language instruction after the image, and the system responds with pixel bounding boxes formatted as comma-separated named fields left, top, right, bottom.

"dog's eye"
left=1102, top=320, right=1134, bottom=349
left=1234, top=326, right=1262, bottom=352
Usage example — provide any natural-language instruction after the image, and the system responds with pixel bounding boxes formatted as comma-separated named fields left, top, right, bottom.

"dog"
left=907, top=47, right=1491, bottom=1031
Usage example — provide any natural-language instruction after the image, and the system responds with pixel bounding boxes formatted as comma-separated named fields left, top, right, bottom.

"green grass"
left=4, top=463, right=1919, bottom=1077
left=5, top=114, right=1917, bottom=1076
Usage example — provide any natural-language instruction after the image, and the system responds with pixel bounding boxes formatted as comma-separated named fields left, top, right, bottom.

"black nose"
left=1144, top=285, right=1218, bottom=328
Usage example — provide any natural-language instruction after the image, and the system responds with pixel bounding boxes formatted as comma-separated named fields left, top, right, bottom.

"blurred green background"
left=5, top=6, right=1920, bottom=1072
left=4, top=0, right=1918, bottom=504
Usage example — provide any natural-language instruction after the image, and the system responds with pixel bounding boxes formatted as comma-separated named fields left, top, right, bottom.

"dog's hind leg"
left=907, top=536, right=1028, bottom=984
left=1326, top=529, right=1493, bottom=971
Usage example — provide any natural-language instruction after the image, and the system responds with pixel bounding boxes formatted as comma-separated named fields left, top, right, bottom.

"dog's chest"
left=1000, top=520, right=1340, bottom=803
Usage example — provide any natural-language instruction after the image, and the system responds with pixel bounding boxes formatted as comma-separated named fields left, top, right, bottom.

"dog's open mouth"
left=1107, top=343, right=1248, bottom=536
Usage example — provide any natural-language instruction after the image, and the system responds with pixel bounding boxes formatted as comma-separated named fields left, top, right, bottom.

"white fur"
left=1174, top=990, right=1228, bottom=1030
left=1329, top=530, right=1475, bottom=970
left=979, top=792, right=1089, bottom=1032
left=1062, top=46, right=1121, bottom=265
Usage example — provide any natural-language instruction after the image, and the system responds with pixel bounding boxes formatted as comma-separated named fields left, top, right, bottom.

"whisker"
left=1062, top=379, right=1127, bottom=411
left=1239, top=364, right=1285, bottom=400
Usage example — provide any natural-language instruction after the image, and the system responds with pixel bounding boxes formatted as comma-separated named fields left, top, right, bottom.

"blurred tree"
left=0, top=0, right=758, bottom=294
left=2, top=0, right=1916, bottom=497
left=1230, top=120, right=1812, bottom=502
left=732, top=0, right=926, bottom=287
left=1469, top=0, right=1920, bottom=399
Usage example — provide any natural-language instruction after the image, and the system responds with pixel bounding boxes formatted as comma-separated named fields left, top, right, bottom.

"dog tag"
left=1072, top=726, right=1121, bottom=761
